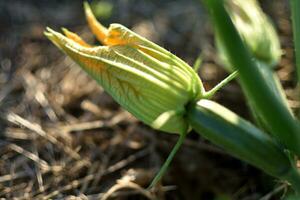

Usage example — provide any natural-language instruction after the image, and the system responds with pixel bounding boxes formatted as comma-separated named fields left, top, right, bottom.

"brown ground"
left=0, top=0, right=298, bottom=199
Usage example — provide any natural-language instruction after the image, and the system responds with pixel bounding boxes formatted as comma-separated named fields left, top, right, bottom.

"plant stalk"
left=290, top=0, right=300, bottom=85
left=149, top=130, right=188, bottom=188
left=203, top=0, right=300, bottom=156
left=187, top=99, right=300, bottom=191
left=204, top=71, right=238, bottom=98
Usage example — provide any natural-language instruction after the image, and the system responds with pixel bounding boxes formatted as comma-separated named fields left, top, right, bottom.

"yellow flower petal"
left=84, top=2, right=108, bottom=44
left=83, top=2, right=140, bottom=47
left=62, top=28, right=92, bottom=48
left=44, top=27, right=201, bottom=134
left=45, top=3, right=205, bottom=134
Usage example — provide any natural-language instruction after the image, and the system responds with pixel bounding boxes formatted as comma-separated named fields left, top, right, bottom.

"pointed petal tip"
left=43, top=27, right=68, bottom=50
left=62, top=27, right=76, bottom=38
left=46, top=27, right=55, bottom=33
left=44, top=27, right=55, bottom=39
left=83, top=1, right=89, bottom=8
left=61, top=27, right=92, bottom=48
left=44, top=27, right=60, bottom=39
left=83, top=1, right=108, bottom=44
left=61, top=27, right=68, bottom=34
left=83, top=1, right=92, bottom=16
left=43, top=30, right=51, bottom=37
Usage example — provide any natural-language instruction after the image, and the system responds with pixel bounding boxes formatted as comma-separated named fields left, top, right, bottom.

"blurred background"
left=0, top=0, right=298, bottom=199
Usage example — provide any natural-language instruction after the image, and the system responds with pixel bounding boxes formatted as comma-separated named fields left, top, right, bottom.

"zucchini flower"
left=44, top=3, right=204, bottom=134
left=217, top=0, right=281, bottom=70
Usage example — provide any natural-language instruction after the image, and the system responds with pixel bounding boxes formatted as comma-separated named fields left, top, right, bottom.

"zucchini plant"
left=45, top=0, right=300, bottom=195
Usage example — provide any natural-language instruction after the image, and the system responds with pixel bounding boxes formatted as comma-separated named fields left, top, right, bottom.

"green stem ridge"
left=204, top=0, right=300, bottom=155
left=290, top=0, right=300, bottom=84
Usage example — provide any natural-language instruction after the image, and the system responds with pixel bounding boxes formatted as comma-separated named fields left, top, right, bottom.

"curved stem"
left=148, top=130, right=188, bottom=188
left=204, top=70, right=238, bottom=99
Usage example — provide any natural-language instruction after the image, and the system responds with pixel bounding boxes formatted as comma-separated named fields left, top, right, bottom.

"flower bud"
left=44, top=3, right=204, bottom=134
left=217, top=0, right=281, bottom=70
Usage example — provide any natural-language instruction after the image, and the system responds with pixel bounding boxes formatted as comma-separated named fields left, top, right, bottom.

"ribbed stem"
left=187, top=100, right=294, bottom=183
left=203, top=0, right=300, bottom=156
left=290, top=0, right=300, bottom=84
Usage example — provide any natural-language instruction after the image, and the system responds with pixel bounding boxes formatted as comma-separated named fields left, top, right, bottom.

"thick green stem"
left=203, top=0, right=300, bottom=156
left=187, top=100, right=300, bottom=190
left=290, top=0, right=300, bottom=84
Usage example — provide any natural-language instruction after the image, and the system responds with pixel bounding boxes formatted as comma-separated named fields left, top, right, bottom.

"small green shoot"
left=204, top=71, right=238, bottom=99
left=148, top=129, right=188, bottom=188
left=193, top=53, right=203, bottom=72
